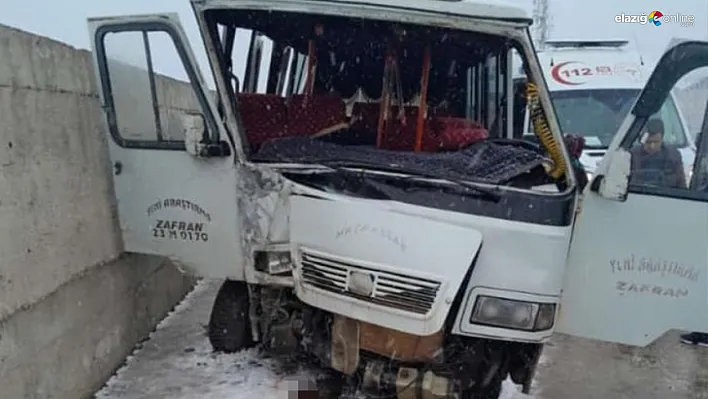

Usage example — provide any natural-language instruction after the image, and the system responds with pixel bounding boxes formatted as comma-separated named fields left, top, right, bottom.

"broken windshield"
left=208, top=9, right=572, bottom=194
left=312, top=159, right=503, bottom=201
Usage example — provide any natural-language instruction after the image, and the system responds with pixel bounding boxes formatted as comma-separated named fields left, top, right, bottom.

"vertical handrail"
left=376, top=52, right=393, bottom=148
left=302, top=39, right=317, bottom=108
left=414, top=44, right=431, bottom=152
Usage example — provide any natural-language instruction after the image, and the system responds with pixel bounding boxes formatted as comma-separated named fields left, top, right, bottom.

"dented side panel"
left=236, top=164, right=292, bottom=283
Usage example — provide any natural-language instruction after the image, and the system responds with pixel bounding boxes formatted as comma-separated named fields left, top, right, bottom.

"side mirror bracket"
left=589, top=174, right=603, bottom=193
left=591, top=148, right=631, bottom=201
left=201, top=140, right=232, bottom=157
left=182, top=112, right=231, bottom=158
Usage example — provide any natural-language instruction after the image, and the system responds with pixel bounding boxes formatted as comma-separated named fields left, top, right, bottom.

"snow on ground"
left=96, top=280, right=708, bottom=399
left=96, top=280, right=318, bottom=399
left=96, top=280, right=531, bottom=399
left=500, top=378, right=533, bottom=399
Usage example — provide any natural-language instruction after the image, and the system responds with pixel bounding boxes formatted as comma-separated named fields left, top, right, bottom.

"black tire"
left=462, top=377, right=502, bottom=399
left=520, top=346, right=543, bottom=394
left=508, top=343, right=543, bottom=394
left=208, top=280, right=254, bottom=353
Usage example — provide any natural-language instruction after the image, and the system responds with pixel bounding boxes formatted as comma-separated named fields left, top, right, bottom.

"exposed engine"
left=249, top=285, right=541, bottom=399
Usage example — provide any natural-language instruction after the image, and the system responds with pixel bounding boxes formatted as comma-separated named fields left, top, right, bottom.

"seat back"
left=424, top=117, right=488, bottom=151
left=350, top=102, right=381, bottom=133
left=378, top=106, right=435, bottom=151
left=287, top=94, right=347, bottom=136
left=237, top=93, right=288, bottom=150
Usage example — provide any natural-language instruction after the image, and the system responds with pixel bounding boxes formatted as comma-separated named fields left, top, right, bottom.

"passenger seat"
left=237, top=93, right=288, bottom=151
left=425, top=117, right=489, bottom=151
left=287, top=94, right=347, bottom=137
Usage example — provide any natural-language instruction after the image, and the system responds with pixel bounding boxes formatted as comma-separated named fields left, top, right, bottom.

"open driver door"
left=87, top=14, right=247, bottom=279
left=556, top=39, right=708, bottom=346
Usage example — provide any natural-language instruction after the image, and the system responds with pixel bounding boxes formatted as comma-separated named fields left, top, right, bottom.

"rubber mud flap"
left=207, top=280, right=254, bottom=353
left=330, top=315, right=360, bottom=375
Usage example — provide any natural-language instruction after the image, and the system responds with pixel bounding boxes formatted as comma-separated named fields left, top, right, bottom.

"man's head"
left=643, top=118, right=665, bottom=154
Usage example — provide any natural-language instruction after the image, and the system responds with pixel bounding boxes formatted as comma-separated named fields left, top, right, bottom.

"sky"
left=1, top=0, right=708, bottom=84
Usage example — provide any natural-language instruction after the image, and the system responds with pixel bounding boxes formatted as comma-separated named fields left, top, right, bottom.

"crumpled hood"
left=288, top=194, right=483, bottom=335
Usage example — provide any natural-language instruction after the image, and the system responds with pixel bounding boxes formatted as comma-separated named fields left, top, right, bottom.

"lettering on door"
left=146, top=198, right=212, bottom=221
left=615, top=281, right=689, bottom=298
left=153, top=220, right=209, bottom=242
left=609, top=255, right=698, bottom=299
left=146, top=198, right=211, bottom=242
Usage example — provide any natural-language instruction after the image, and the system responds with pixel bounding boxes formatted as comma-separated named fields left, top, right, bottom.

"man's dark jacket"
left=630, top=145, right=686, bottom=188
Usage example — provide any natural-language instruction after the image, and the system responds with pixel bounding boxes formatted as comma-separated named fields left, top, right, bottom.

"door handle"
left=114, top=161, right=123, bottom=175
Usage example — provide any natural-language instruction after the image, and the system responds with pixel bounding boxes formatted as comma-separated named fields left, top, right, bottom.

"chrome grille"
left=299, top=250, right=441, bottom=315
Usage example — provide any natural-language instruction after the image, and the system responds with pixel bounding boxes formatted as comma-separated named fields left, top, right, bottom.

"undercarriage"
left=207, top=281, right=543, bottom=399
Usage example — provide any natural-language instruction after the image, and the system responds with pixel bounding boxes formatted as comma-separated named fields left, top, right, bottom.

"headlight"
left=470, top=296, right=556, bottom=331
left=254, top=250, right=292, bottom=275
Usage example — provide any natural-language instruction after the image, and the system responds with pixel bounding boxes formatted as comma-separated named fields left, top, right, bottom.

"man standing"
left=630, top=118, right=686, bottom=189
left=564, top=134, right=588, bottom=191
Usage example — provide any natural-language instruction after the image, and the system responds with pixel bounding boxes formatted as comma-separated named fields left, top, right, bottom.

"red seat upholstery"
left=378, top=106, right=435, bottom=152
left=237, top=93, right=287, bottom=149
left=287, top=94, right=347, bottom=136
left=237, top=92, right=486, bottom=153
left=379, top=110, right=487, bottom=152
left=425, top=117, right=488, bottom=151
left=350, top=102, right=381, bottom=133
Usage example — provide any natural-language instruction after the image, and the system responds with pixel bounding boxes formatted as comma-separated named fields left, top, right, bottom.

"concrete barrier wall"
left=0, top=24, right=196, bottom=398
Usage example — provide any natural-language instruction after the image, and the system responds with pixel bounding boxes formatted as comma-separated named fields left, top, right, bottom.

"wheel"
left=459, top=342, right=508, bottom=399
left=461, top=379, right=502, bottom=399
left=207, top=280, right=254, bottom=353
left=508, top=343, right=543, bottom=394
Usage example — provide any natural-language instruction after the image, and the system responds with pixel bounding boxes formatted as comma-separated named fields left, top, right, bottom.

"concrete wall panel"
left=0, top=23, right=198, bottom=398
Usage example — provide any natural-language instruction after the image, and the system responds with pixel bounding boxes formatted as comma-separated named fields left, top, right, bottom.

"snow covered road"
left=96, top=280, right=708, bottom=399
left=95, top=280, right=318, bottom=399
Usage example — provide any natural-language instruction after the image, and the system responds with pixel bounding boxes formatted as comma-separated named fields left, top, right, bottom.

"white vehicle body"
left=513, top=39, right=696, bottom=178
left=86, top=0, right=708, bottom=397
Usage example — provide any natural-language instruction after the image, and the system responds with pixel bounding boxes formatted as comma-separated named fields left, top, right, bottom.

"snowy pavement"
left=96, top=280, right=708, bottom=399
left=95, top=280, right=317, bottom=399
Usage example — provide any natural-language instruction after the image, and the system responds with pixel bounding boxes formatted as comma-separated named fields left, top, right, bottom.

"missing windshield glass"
left=208, top=10, right=562, bottom=189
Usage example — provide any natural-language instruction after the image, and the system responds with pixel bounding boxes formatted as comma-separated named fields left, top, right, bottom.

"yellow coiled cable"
left=526, top=82, right=567, bottom=179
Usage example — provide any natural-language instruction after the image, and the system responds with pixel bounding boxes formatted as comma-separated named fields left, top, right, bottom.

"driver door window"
left=627, top=66, right=708, bottom=195
left=689, top=70, right=708, bottom=192
left=101, top=29, right=205, bottom=147
left=651, top=95, right=688, bottom=148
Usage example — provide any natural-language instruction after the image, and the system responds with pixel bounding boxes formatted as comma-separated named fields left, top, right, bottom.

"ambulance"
left=513, top=39, right=696, bottom=179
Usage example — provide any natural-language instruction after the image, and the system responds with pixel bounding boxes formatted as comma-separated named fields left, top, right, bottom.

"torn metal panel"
left=235, top=163, right=293, bottom=282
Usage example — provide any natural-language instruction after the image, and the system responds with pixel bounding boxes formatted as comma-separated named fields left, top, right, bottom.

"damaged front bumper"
left=288, top=194, right=483, bottom=336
